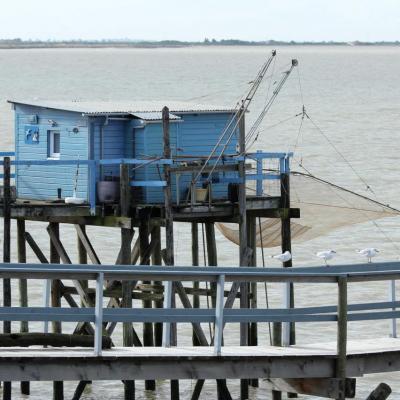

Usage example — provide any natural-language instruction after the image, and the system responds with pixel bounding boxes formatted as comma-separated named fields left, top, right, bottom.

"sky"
left=0, top=0, right=399, bottom=42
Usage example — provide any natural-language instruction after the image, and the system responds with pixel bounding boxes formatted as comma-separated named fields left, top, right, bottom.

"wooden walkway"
left=0, top=338, right=399, bottom=382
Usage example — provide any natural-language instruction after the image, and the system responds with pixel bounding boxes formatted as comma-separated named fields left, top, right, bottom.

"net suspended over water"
left=217, top=171, right=400, bottom=248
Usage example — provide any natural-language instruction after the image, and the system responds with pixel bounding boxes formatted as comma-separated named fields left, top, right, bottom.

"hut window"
left=48, top=130, right=60, bottom=159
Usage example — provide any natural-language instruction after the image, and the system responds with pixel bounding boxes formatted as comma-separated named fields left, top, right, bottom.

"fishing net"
left=217, top=171, right=400, bottom=248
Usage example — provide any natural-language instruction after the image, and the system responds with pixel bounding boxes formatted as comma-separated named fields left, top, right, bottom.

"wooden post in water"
left=162, top=106, right=180, bottom=400
left=120, top=163, right=135, bottom=400
left=192, top=222, right=200, bottom=346
left=336, top=276, right=348, bottom=400
left=205, top=222, right=217, bottom=308
left=139, top=210, right=155, bottom=391
left=280, top=161, right=297, bottom=398
left=49, top=222, right=63, bottom=400
left=17, top=219, right=30, bottom=395
left=248, top=216, right=259, bottom=388
left=2, top=157, right=11, bottom=400
left=152, top=225, right=163, bottom=347
left=238, top=107, right=250, bottom=400
left=366, top=383, right=392, bottom=400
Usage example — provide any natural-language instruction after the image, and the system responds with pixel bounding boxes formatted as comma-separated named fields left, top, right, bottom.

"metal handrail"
left=0, top=262, right=398, bottom=359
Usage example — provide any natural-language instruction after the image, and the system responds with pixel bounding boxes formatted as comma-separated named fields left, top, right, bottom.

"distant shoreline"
left=0, top=39, right=399, bottom=49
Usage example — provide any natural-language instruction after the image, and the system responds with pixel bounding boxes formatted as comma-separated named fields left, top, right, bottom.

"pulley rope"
left=191, top=50, right=277, bottom=185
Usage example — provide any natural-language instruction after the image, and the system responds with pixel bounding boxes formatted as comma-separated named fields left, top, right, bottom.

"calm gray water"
left=0, top=46, right=400, bottom=399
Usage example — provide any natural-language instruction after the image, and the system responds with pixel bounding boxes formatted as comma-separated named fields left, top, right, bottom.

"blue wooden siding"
left=138, top=113, right=237, bottom=203
left=14, top=105, right=237, bottom=205
left=92, top=119, right=129, bottom=180
left=15, top=105, right=89, bottom=200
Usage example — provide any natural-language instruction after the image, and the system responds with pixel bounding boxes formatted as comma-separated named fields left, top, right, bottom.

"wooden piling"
left=192, top=222, right=200, bottom=346
left=272, top=322, right=283, bottom=400
left=49, top=222, right=63, bottom=400
left=17, top=219, right=30, bottom=395
left=336, top=276, right=348, bottom=400
left=2, top=157, right=11, bottom=400
left=248, top=216, right=259, bottom=388
left=280, top=168, right=297, bottom=398
left=162, top=106, right=179, bottom=400
left=140, top=210, right=156, bottom=391
left=120, top=162, right=135, bottom=400
left=366, top=383, right=392, bottom=400
left=238, top=108, right=249, bottom=400
left=205, top=222, right=217, bottom=308
left=151, top=225, right=163, bottom=347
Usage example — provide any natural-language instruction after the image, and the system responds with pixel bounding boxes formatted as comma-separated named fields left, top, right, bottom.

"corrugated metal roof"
left=130, top=111, right=181, bottom=121
left=8, top=99, right=236, bottom=115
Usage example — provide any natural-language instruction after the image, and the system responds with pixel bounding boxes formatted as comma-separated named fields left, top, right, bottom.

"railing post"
left=94, top=272, right=104, bottom=356
left=256, top=150, right=263, bottom=196
left=282, top=281, right=291, bottom=346
left=162, top=280, right=172, bottom=347
left=336, top=276, right=348, bottom=400
left=214, top=274, right=225, bottom=356
left=43, top=279, right=52, bottom=333
left=389, top=280, right=397, bottom=338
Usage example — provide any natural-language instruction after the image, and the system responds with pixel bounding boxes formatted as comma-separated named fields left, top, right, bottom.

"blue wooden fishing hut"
left=9, top=100, right=239, bottom=205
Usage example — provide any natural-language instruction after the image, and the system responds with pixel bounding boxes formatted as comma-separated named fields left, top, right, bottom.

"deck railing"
left=1, top=151, right=292, bottom=213
left=0, top=261, right=398, bottom=375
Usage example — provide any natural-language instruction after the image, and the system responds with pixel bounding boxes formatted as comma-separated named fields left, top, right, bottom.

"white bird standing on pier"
left=357, top=248, right=379, bottom=263
left=316, top=250, right=336, bottom=266
left=270, top=250, right=292, bottom=263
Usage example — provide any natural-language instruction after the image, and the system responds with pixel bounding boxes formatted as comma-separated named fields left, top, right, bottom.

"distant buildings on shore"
left=0, top=38, right=399, bottom=49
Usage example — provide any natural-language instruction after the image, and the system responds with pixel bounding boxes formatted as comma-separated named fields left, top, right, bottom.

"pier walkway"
left=1, top=262, right=400, bottom=398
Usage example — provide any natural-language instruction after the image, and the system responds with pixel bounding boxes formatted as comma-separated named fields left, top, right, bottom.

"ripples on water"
left=0, top=46, right=400, bottom=398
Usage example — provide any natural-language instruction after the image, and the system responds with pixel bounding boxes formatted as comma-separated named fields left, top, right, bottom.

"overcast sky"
left=0, top=0, right=399, bottom=42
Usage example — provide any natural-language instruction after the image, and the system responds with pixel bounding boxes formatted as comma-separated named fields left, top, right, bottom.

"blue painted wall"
left=138, top=112, right=237, bottom=203
left=14, top=105, right=237, bottom=205
left=15, top=105, right=89, bottom=201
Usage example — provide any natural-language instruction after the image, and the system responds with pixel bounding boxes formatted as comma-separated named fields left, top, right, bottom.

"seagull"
left=316, top=250, right=337, bottom=266
left=270, top=250, right=292, bottom=263
left=356, top=248, right=379, bottom=263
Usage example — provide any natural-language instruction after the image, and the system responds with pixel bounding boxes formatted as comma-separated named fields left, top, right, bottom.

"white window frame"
left=48, top=130, right=60, bottom=159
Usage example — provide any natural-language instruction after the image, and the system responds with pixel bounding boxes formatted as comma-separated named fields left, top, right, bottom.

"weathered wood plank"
left=75, top=224, right=101, bottom=265
left=47, top=224, right=94, bottom=308
left=264, top=378, right=356, bottom=399
left=0, top=333, right=112, bottom=348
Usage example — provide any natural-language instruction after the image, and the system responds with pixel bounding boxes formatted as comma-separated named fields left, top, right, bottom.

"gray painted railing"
left=0, top=262, right=399, bottom=360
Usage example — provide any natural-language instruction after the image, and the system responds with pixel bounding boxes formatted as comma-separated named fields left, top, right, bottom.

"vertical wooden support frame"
left=77, top=224, right=88, bottom=315
left=140, top=210, right=155, bottom=391
left=161, top=106, right=179, bottom=399
left=237, top=107, right=249, bottom=399
left=336, top=276, right=348, bottom=400
left=17, top=219, right=30, bottom=395
left=248, top=216, right=259, bottom=388
left=49, top=222, right=63, bottom=400
left=120, top=162, right=135, bottom=400
left=279, top=156, right=296, bottom=398
left=152, top=225, right=163, bottom=347
left=205, top=223, right=218, bottom=310
left=2, top=156, right=11, bottom=400
left=192, top=222, right=200, bottom=345
left=94, top=273, right=104, bottom=356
